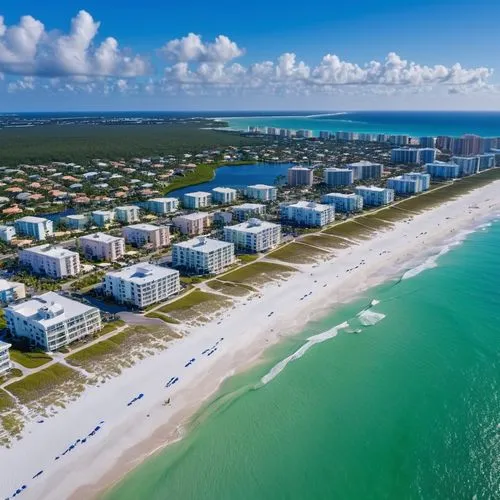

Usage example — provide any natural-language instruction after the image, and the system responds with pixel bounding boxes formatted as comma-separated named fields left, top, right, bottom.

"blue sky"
left=0, top=0, right=499, bottom=111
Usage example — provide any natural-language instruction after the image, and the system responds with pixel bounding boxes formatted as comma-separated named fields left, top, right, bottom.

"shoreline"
left=1, top=180, right=499, bottom=500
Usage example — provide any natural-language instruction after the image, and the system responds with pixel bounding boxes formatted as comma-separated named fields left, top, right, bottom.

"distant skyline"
left=1, top=0, right=500, bottom=111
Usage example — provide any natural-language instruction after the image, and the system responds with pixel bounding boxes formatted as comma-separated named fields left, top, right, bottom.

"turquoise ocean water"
left=225, top=111, right=500, bottom=137
left=107, top=219, right=500, bottom=500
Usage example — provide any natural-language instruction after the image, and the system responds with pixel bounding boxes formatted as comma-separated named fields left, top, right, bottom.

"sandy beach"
left=1, top=180, right=499, bottom=500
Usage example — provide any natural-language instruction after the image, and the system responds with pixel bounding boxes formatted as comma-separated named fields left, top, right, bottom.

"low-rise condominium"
left=183, top=191, right=212, bottom=209
left=122, top=224, right=170, bottom=249
left=5, top=292, right=102, bottom=351
left=345, top=161, right=383, bottom=180
left=245, top=184, right=277, bottom=202
left=321, top=193, right=364, bottom=213
left=211, top=187, right=238, bottom=204
left=0, top=341, right=11, bottom=377
left=0, top=225, right=15, bottom=242
left=147, top=197, right=179, bottom=214
left=280, top=201, right=335, bottom=227
left=103, top=263, right=180, bottom=308
left=418, top=148, right=437, bottom=164
left=355, top=186, right=395, bottom=207
left=478, top=153, right=495, bottom=171
left=172, top=237, right=235, bottom=274
left=232, top=203, right=266, bottom=222
left=14, top=216, right=53, bottom=241
left=0, top=279, right=26, bottom=304
left=65, top=214, right=89, bottom=230
left=426, top=161, right=459, bottom=179
left=92, top=210, right=115, bottom=227
left=172, top=212, right=211, bottom=236
left=324, top=168, right=354, bottom=187
left=288, top=167, right=313, bottom=187
left=224, top=219, right=281, bottom=253
left=114, top=205, right=140, bottom=224
left=79, top=232, right=125, bottom=262
left=403, top=172, right=431, bottom=191
left=387, top=176, right=424, bottom=195
left=20, top=244, right=81, bottom=278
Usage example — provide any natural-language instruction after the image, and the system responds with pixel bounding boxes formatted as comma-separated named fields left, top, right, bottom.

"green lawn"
left=237, top=254, right=259, bottom=263
left=98, top=320, right=126, bottom=336
left=322, top=220, right=373, bottom=240
left=299, top=234, right=353, bottom=250
left=9, top=350, right=53, bottom=369
left=267, top=242, right=329, bottom=264
left=206, top=280, right=256, bottom=297
left=67, top=331, right=129, bottom=364
left=5, top=364, right=81, bottom=404
left=159, top=290, right=225, bottom=313
left=145, top=311, right=181, bottom=324
left=0, top=389, right=14, bottom=411
left=221, top=261, right=296, bottom=285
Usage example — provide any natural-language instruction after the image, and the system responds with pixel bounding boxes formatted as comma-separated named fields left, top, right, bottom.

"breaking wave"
left=260, top=322, right=349, bottom=385
left=357, top=310, right=386, bottom=326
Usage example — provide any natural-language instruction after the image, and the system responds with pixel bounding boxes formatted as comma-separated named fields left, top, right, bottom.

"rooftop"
left=227, top=219, right=280, bottom=233
left=285, top=201, right=331, bottom=211
left=66, top=214, right=87, bottom=220
left=7, top=292, right=97, bottom=328
left=125, top=223, right=163, bottom=232
left=346, top=161, right=382, bottom=167
left=233, top=203, right=265, bottom=210
left=23, top=244, right=78, bottom=259
left=148, top=197, right=178, bottom=203
left=80, top=232, right=123, bottom=244
left=92, top=210, right=114, bottom=216
left=324, top=192, right=359, bottom=198
left=0, top=279, right=23, bottom=292
left=115, top=205, right=140, bottom=211
left=15, top=216, right=49, bottom=223
left=212, top=187, right=237, bottom=193
left=106, top=263, right=178, bottom=284
left=183, top=191, right=211, bottom=197
left=324, top=167, right=352, bottom=172
left=174, top=212, right=209, bottom=221
left=0, top=341, right=11, bottom=351
left=355, top=185, right=388, bottom=192
left=174, top=236, right=233, bottom=253
left=247, top=184, right=275, bottom=190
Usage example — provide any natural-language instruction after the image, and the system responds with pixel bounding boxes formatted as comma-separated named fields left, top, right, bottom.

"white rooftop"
left=149, top=197, right=178, bottom=202
left=0, top=341, right=11, bottom=351
left=228, top=219, right=279, bottom=233
left=92, top=210, right=114, bottom=216
left=125, top=223, right=163, bottom=232
left=183, top=191, right=211, bottom=197
left=16, top=216, right=49, bottom=223
left=247, top=184, right=275, bottom=190
left=7, top=292, right=97, bottom=328
left=346, top=161, right=382, bottom=166
left=115, top=205, right=139, bottom=211
left=106, top=263, right=178, bottom=284
left=356, top=185, right=388, bottom=192
left=23, top=244, right=78, bottom=259
left=0, top=279, right=23, bottom=292
left=174, top=237, right=233, bottom=253
left=212, top=187, right=237, bottom=193
left=66, top=214, right=87, bottom=220
left=286, top=201, right=331, bottom=211
left=288, top=166, right=311, bottom=171
left=324, top=167, right=352, bottom=172
left=174, top=212, right=209, bottom=221
left=324, top=192, right=359, bottom=198
left=80, top=232, right=123, bottom=244
left=233, top=203, right=265, bottom=210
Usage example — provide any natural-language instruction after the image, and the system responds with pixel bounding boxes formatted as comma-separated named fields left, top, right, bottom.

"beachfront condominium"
left=478, top=153, right=496, bottom=171
left=224, top=219, right=281, bottom=253
left=172, top=212, right=211, bottom=236
left=390, top=135, right=410, bottom=146
left=0, top=341, right=11, bottom=377
left=403, top=172, right=431, bottom=191
left=358, top=133, right=376, bottom=142
left=79, top=233, right=125, bottom=262
left=114, top=206, right=140, bottom=224
left=451, top=156, right=479, bottom=176
left=172, top=237, right=235, bottom=274
left=335, top=131, right=357, bottom=141
left=183, top=191, right=212, bottom=209
left=14, top=216, right=53, bottom=241
left=391, top=148, right=420, bottom=164
left=92, top=210, right=115, bottom=227
left=288, top=167, right=314, bottom=187
left=426, top=161, right=459, bottom=179
left=0, top=225, right=15, bottom=243
left=232, top=203, right=266, bottom=222
left=321, top=193, right=364, bottom=213
left=0, top=279, right=26, bottom=304
left=324, top=168, right=354, bottom=188
left=418, top=148, right=437, bottom=164
left=319, top=131, right=330, bottom=140
left=19, top=245, right=81, bottom=278
left=122, top=224, right=170, bottom=249
left=452, top=134, right=484, bottom=156
left=355, top=186, right=395, bottom=207
left=387, top=176, right=425, bottom=195
left=147, top=197, right=179, bottom=215
left=345, top=161, right=383, bottom=180
left=211, top=187, right=238, bottom=205
left=280, top=201, right=335, bottom=228
left=65, top=214, right=89, bottom=230
left=103, top=263, right=180, bottom=308
left=5, top=292, right=102, bottom=351
left=419, top=136, right=436, bottom=148
left=245, top=184, right=278, bottom=202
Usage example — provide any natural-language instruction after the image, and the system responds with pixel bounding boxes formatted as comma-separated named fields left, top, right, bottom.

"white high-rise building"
left=114, top=206, right=140, bottom=224
left=387, top=176, right=423, bottom=195
left=0, top=341, right=12, bottom=377
left=391, top=148, right=420, bottom=164
left=104, top=264, right=180, bottom=308
left=355, top=186, right=395, bottom=207
left=172, top=237, right=235, bottom=274
left=224, top=219, right=281, bottom=253
left=0, top=225, right=15, bottom=242
left=232, top=203, right=266, bottom=222
left=92, top=210, right=115, bottom=227
left=426, top=161, right=460, bottom=179
left=288, top=167, right=314, bottom=187
left=345, top=161, right=383, bottom=180
left=19, top=245, right=81, bottom=278
left=5, top=292, right=102, bottom=351
left=245, top=184, right=277, bottom=201
left=404, top=172, right=431, bottom=191
left=280, top=201, right=335, bottom=227
left=14, top=216, right=53, bottom=241
left=122, top=224, right=170, bottom=249
left=321, top=193, right=363, bottom=213
left=79, top=233, right=125, bottom=262
left=211, top=187, right=238, bottom=204
left=183, top=191, right=212, bottom=209
left=324, top=168, right=354, bottom=187
left=147, top=197, right=179, bottom=215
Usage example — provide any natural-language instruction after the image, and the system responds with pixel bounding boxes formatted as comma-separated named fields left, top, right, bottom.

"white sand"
left=1, top=181, right=499, bottom=500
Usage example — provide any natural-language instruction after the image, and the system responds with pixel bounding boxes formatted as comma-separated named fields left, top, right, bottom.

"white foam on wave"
left=357, top=310, right=386, bottom=326
left=260, top=321, right=349, bottom=385
left=370, top=299, right=380, bottom=306
left=305, top=112, right=348, bottom=118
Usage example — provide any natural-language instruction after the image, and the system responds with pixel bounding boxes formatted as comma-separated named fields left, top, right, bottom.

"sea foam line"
left=260, top=322, right=349, bottom=385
